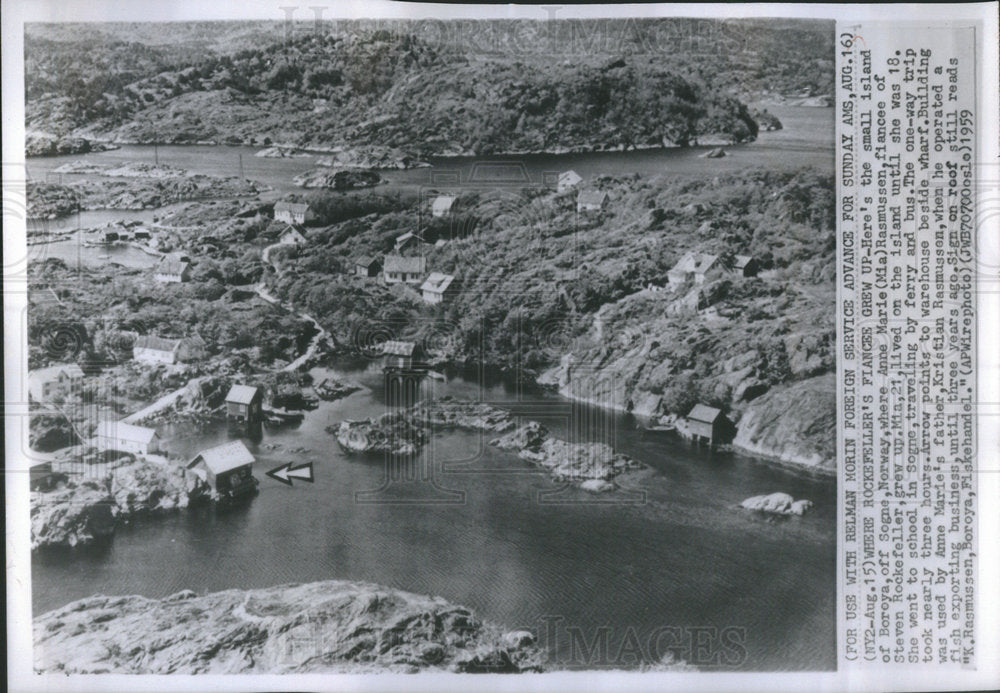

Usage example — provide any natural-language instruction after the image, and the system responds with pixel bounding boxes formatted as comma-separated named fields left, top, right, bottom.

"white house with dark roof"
left=431, top=195, right=456, bottom=217
left=274, top=201, right=315, bottom=225
left=95, top=420, right=162, bottom=456
left=383, top=254, right=426, bottom=284
left=187, top=440, right=257, bottom=496
left=354, top=255, right=381, bottom=278
left=133, top=335, right=206, bottom=365
left=576, top=190, right=608, bottom=212
left=557, top=170, right=583, bottom=192
left=154, top=258, right=191, bottom=283
left=28, top=364, right=85, bottom=403
left=420, top=272, right=457, bottom=304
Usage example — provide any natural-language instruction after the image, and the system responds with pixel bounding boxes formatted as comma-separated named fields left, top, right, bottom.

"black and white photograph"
left=3, top=2, right=998, bottom=690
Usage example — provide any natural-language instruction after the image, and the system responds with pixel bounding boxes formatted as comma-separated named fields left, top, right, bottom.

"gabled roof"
left=384, top=254, right=426, bottom=274
left=396, top=231, right=417, bottom=243
left=420, top=272, right=455, bottom=294
left=226, top=384, right=262, bottom=405
left=96, top=420, right=158, bottom=444
left=672, top=252, right=719, bottom=274
left=134, top=335, right=181, bottom=353
left=734, top=255, right=755, bottom=269
left=381, top=340, right=416, bottom=356
left=577, top=190, right=608, bottom=206
left=687, top=404, right=723, bottom=424
left=274, top=201, right=311, bottom=213
left=355, top=255, right=380, bottom=268
left=30, top=363, right=85, bottom=382
left=188, top=440, right=255, bottom=475
left=559, top=170, right=582, bottom=184
left=432, top=195, right=456, bottom=211
left=155, top=259, right=189, bottom=276
left=280, top=226, right=307, bottom=241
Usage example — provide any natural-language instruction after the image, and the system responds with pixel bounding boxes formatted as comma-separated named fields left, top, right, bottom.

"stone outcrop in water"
left=332, top=416, right=427, bottom=456
left=409, top=397, right=517, bottom=432
left=740, top=492, right=813, bottom=516
left=31, top=456, right=211, bottom=550
left=33, top=580, right=544, bottom=674
left=30, top=483, right=116, bottom=550
left=293, top=167, right=381, bottom=190
left=490, top=421, right=642, bottom=482
left=25, top=131, right=117, bottom=157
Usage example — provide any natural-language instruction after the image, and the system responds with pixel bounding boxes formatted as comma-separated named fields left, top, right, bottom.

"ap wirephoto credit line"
left=3, top=2, right=998, bottom=692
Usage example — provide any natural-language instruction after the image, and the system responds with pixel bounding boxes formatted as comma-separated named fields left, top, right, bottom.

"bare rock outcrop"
left=33, top=580, right=544, bottom=674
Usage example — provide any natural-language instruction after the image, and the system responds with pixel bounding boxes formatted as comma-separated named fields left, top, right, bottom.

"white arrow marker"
left=266, top=462, right=314, bottom=486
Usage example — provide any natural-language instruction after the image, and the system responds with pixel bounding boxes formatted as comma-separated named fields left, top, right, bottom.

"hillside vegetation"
left=25, top=19, right=833, bottom=155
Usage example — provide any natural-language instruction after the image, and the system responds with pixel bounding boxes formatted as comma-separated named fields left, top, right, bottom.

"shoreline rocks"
left=31, top=456, right=212, bottom=551
left=332, top=416, right=427, bottom=457
left=33, top=580, right=544, bottom=674
left=740, top=492, right=813, bottom=516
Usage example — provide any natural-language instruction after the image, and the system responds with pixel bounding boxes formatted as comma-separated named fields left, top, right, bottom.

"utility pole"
left=239, top=153, right=244, bottom=179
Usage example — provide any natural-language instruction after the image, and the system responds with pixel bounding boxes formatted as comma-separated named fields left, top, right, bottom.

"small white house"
left=274, top=201, right=315, bottom=226
left=95, top=420, right=161, bottom=456
left=279, top=226, right=308, bottom=246
left=431, top=195, right=456, bottom=217
left=576, top=190, right=608, bottom=213
left=154, top=258, right=190, bottom=283
left=667, top=252, right=720, bottom=286
left=557, top=170, right=583, bottom=192
left=133, top=335, right=206, bottom=365
left=383, top=254, right=426, bottom=284
left=28, top=364, right=85, bottom=403
left=420, top=273, right=457, bottom=304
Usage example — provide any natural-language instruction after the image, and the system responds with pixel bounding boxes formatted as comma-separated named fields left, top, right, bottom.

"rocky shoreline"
left=33, top=580, right=544, bottom=674
left=30, top=455, right=212, bottom=551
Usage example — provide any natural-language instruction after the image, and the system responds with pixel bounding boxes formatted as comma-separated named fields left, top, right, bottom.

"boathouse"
left=95, top=420, right=162, bottom=456
left=557, top=170, right=582, bottom=192
left=381, top=340, right=418, bottom=371
left=355, top=255, right=381, bottom=278
left=225, top=384, right=264, bottom=424
left=686, top=404, right=730, bottom=445
left=28, top=363, right=84, bottom=403
left=420, top=273, right=457, bottom=304
left=274, top=200, right=315, bottom=225
left=383, top=254, right=426, bottom=284
left=431, top=195, right=456, bottom=217
left=576, top=190, right=608, bottom=213
left=187, top=440, right=257, bottom=497
left=154, top=258, right=191, bottom=283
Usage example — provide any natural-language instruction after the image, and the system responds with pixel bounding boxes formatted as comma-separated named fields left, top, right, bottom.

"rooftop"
left=420, top=272, right=455, bottom=294
left=577, top=190, right=608, bottom=206
left=687, top=404, right=723, bottom=424
left=30, top=363, right=85, bottom=381
left=381, top=340, right=416, bottom=356
left=274, top=201, right=311, bottom=213
left=156, top=259, right=189, bottom=276
left=95, top=420, right=158, bottom=444
left=226, top=384, right=262, bottom=405
left=188, top=440, right=255, bottom=475
left=384, top=254, right=426, bottom=273
left=134, top=335, right=181, bottom=353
